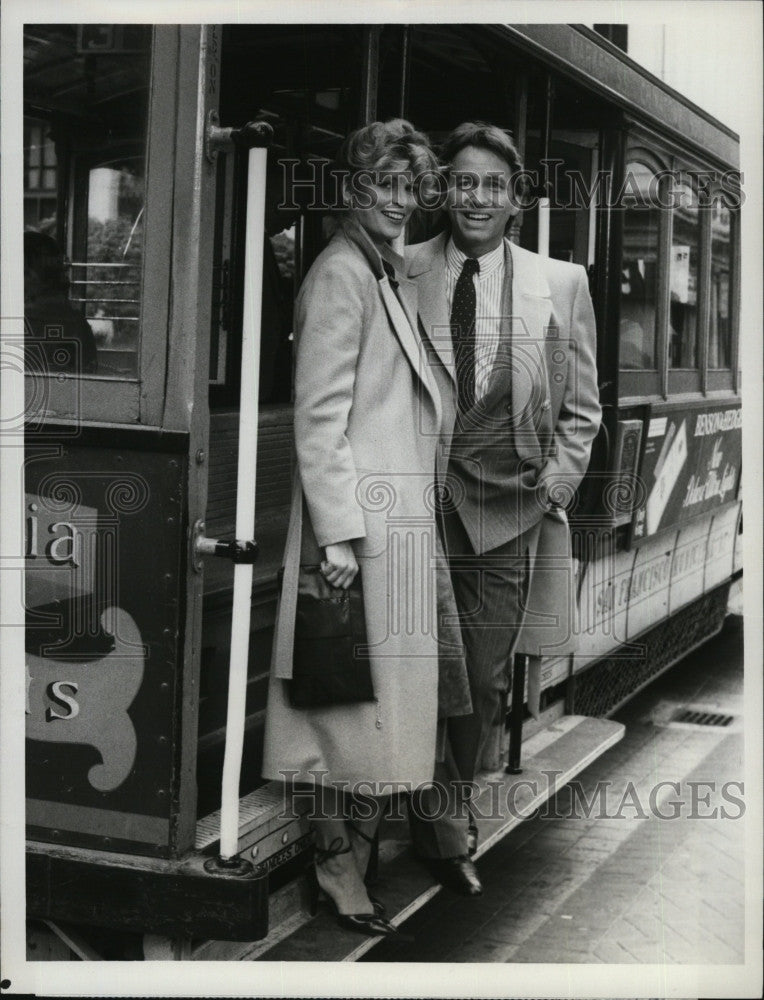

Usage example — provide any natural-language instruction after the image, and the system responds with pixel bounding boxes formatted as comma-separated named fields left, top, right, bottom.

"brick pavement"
left=365, top=616, right=746, bottom=965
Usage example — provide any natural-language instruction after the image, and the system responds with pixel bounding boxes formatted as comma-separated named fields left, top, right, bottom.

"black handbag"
left=284, top=564, right=375, bottom=709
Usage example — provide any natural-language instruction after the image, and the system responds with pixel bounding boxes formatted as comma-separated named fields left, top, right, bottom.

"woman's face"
left=345, top=158, right=416, bottom=245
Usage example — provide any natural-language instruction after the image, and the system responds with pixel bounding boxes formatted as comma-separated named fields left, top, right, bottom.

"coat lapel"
left=377, top=274, right=442, bottom=425
left=342, top=219, right=441, bottom=421
left=406, top=233, right=456, bottom=384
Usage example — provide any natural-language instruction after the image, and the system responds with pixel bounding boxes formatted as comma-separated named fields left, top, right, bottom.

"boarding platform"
left=190, top=713, right=624, bottom=962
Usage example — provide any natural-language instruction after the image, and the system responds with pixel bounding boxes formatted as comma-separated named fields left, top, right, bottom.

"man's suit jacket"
left=406, top=232, right=602, bottom=656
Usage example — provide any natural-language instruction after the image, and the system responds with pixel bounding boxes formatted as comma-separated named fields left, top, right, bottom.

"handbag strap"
left=271, top=464, right=303, bottom=680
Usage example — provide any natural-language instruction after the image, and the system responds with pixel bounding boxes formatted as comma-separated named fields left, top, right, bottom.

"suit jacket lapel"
left=509, top=239, right=551, bottom=350
left=508, top=241, right=553, bottom=456
left=407, top=233, right=456, bottom=384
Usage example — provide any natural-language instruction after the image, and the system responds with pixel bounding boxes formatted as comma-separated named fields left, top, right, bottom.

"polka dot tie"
left=451, top=257, right=480, bottom=415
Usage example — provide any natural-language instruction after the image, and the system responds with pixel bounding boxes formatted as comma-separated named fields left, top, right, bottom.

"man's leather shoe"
left=426, top=855, right=483, bottom=896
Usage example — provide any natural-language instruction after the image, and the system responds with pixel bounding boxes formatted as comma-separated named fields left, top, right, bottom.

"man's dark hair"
left=440, top=121, right=524, bottom=177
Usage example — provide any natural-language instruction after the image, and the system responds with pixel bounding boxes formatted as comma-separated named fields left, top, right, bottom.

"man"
left=406, top=122, right=601, bottom=895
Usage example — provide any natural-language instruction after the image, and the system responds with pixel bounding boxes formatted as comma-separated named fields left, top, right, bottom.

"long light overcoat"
left=407, top=233, right=602, bottom=659
left=262, top=220, right=471, bottom=791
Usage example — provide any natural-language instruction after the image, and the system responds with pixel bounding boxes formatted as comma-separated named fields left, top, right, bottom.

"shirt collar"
left=445, top=237, right=505, bottom=280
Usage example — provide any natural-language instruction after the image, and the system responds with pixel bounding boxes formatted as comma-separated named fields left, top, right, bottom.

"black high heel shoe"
left=306, top=836, right=397, bottom=937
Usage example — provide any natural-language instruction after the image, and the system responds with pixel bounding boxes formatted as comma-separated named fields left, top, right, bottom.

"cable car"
left=20, top=22, right=741, bottom=961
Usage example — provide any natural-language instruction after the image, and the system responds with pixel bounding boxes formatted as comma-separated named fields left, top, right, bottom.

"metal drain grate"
left=672, top=708, right=735, bottom=727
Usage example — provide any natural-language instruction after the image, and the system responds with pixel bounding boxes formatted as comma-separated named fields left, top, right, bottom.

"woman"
left=261, top=120, right=471, bottom=936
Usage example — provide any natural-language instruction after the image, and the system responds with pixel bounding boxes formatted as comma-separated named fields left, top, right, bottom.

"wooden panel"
left=25, top=438, right=188, bottom=858
left=668, top=517, right=710, bottom=615
left=139, top=27, right=178, bottom=425
left=206, top=407, right=293, bottom=540
left=27, top=841, right=268, bottom=942
left=732, top=511, right=743, bottom=575
left=575, top=546, right=635, bottom=668
left=704, top=502, right=740, bottom=591
left=626, top=530, right=676, bottom=638
left=25, top=375, right=140, bottom=423
left=197, top=613, right=272, bottom=735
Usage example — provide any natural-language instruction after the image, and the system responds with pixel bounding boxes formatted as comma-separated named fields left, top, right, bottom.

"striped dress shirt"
left=445, top=239, right=506, bottom=401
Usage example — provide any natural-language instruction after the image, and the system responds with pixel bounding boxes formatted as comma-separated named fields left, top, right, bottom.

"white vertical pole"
left=587, top=146, right=599, bottom=268
left=538, top=196, right=550, bottom=258
left=219, top=144, right=267, bottom=860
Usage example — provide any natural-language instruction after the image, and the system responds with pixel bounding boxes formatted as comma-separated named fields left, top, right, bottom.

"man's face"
left=447, top=145, right=520, bottom=257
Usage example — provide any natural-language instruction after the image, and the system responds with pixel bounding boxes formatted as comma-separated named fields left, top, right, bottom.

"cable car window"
left=708, top=196, right=733, bottom=369
left=212, top=25, right=364, bottom=406
left=24, top=119, right=58, bottom=223
left=407, top=27, right=509, bottom=134
left=23, top=25, right=151, bottom=380
left=619, top=161, right=660, bottom=370
left=377, top=26, right=409, bottom=122
left=402, top=26, right=517, bottom=245
left=668, top=181, right=699, bottom=369
left=521, top=78, right=612, bottom=267
left=521, top=130, right=600, bottom=265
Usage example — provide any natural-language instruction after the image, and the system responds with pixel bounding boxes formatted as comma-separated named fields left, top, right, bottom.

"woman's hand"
left=321, top=542, right=359, bottom=589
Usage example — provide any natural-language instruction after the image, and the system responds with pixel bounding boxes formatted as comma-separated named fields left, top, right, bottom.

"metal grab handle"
left=191, top=520, right=259, bottom=573
left=192, top=520, right=258, bottom=571
left=197, top=537, right=258, bottom=564
left=206, top=112, right=273, bottom=162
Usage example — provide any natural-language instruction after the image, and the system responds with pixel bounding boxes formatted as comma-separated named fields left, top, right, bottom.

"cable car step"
left=191, top=713, right=623, bottom=961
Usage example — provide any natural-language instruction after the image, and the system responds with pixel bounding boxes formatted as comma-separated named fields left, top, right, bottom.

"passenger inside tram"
left=24, top=230, right=99, bottom=376
left=259, top=167, right=299, bottom=403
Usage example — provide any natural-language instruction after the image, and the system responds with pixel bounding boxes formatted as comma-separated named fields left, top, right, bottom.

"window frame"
left=666, top=157, right=702, bottom=395
left=704, top=188, right=738, bottom=394
left=617, top=134, right=740, bottom=404
left=23, top=26, right=178, bottom=426
left=617, top=145, right=670, bottom=400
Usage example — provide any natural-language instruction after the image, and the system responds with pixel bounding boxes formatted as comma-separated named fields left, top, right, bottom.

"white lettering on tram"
left=694, top=408, right=742, bottom=436
left=26, top=503, right=81, bottom=567
left=683, top=463, right=738, bottom=508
